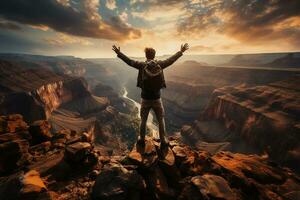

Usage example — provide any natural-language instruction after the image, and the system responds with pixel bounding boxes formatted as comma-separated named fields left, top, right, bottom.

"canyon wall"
left=0, top=59, right=139, bottom=154
left=0, top=60, right=100, bottom=122
left=182, top=77, right=300, bottom=169
left=162, top=81, right=215, bottom=131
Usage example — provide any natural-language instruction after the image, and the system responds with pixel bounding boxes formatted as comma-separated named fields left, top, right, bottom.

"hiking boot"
left=137, top=136, right=145, bottom=146
left=160, top=137, right=169, bottom=149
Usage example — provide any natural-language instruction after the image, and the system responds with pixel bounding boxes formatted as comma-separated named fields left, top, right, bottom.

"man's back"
left=112, top=43, right=189, bottom=147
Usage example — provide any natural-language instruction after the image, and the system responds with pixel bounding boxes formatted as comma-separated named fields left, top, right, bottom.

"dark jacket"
left=117, top=51, right=183, bottom=89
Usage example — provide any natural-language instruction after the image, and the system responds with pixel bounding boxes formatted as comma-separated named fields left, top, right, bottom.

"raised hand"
left=180, top=43, right=189, bottom=53
left=112, top=45, right=120, bottom=54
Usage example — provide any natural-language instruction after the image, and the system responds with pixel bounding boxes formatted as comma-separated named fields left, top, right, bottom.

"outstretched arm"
left=159, top=43, right=189, bottom=69
left=112, top=45, right=143, bottom=69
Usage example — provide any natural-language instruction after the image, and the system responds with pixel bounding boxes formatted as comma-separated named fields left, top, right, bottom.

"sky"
left=0, top=0, right=299, bottom=58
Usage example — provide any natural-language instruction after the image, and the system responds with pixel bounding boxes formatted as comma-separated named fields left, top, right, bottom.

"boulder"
left=0, top=139, right=30, bottom=175
left=92, top=164, right=145, bottom=200
left=127, top=137, right=158, bottom=169
left=29, top=141, right=52, bottom=154
left=81, top=132, right=92, bottom=142
left=0, top=170, right=52, bottom=200
left=65, top=142, right=92, bottom=163
left=0, top=114, right=28, bottom=134
left=157, top=146, right=181, bottom=186
left=51, top=130, right=69, bottom=147
left=20, top=170, right=47, bottom=196
left=27, top=151, right=67, bottom=177
left=172, top=145, right=189, bottom=162
left=29, top=120, right=52, bottom=144
left=0, top=131, right=31, bottom=143
left=191, top=174, right=236, bottom=200
left=145, top=166, right=175, bottom=199
left=172, top=144, right=205, bottom=176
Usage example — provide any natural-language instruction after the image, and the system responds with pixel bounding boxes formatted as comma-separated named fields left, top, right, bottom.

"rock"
left=191, top=174, right=236, bottom=200
left=65, top=142, right=92, bottom=163
left=178, top=181, right=202, bottom=200
left=84, top=152, right=99, bottom=166
left=29, top=120, right=52, bottom=144
left=172, top=144, right=205, bottom=176
left=0, top=170, right=52, bottom=200
left=0, top=116, right=7, bottom=133
left=158, top=146, right=175, bottom=166
left=0, top=172, right=23, bottom=200
left=0, top=139, right=30, bottom=175
left=284, top=191, right=300, bottom=200
left=157, top=147, right=181, bottom=187
left=51, top=130, right=70, bottom=147
left=0, top=114, right=28, bottom=134
left=127, top=137, right=158, bottom=169
left=145, top=166, right=175, bottom=199
left=89, top=170, right=100, bottom=179
left=172, top=145, right=188, bottom=162
left=65, top=135, right=82, bottom=145
left=27, top=151, right=66, bottom=177
left=91, top=164, right=145, bottom=200
left=20, top=170, right=47, bottom=195
left=99, top=155, right=111, bottom=164
left=81, top=132, right=92, bottom=142
left=30, top=141, right=52, bottom=154
left=212, top=152, right=286, bottom=184
left=0, top=131, right=31, bottom=143
left=1, top=133, right=300, bottom=200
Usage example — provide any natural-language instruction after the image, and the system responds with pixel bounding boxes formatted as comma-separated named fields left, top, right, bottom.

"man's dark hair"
left=144, top=47, right=156, bottom=59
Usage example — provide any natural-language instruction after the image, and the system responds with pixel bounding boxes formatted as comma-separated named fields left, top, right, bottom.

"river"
left=122, top=87, right=159, bottom=139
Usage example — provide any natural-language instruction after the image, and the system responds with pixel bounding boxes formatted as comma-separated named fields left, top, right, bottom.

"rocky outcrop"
left=91, top=136, right=300, bottom=200
left=0, top=114, right=101, bottom=199
left=1, top=115, right=299, bottom=200
left=156, top=60, right=299, bottom=132
left=0, top=60, right=106, bottom=122
left=0, top=60, right=118, bottom=145
left=183, top=77, right=300, bottom=171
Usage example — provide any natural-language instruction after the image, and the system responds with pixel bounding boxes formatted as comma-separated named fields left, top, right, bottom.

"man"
left=112, top=43, right=189, bottom=147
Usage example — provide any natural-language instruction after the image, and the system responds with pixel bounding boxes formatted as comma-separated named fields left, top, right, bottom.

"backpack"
left=142, top=60, right=164, bottom=91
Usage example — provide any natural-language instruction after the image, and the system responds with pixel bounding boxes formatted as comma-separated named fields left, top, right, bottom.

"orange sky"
left=0, top=0, right=299, bottom=58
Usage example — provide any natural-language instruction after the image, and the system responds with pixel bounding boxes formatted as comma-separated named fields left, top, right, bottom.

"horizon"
left=0, top=0, right=299, bottom=58
left=1, top=50, right=300, bottom=59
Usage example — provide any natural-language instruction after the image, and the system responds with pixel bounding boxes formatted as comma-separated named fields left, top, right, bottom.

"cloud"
left=44, top=33, right=93, bottom=46
left=106, top=0, right=117, bottom=10
left=190, top=45, right=215, bottom=52
left=0, top=0, right=141, bottom=41
left=0, top=19, right=22, bottom=31
left=177, top=0, right=300, bottom=47
left=131, top=0, right=186, bottom=21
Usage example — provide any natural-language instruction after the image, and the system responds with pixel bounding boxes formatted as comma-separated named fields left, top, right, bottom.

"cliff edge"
left=0, top=114, right=299, bottom=200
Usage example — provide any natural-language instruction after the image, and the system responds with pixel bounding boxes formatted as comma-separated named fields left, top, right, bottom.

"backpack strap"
left=144, top=60, right=162, bottom=77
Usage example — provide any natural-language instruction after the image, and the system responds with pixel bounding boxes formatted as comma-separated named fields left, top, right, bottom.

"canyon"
left=0, top=58, right=138, bottom=155
left=0, top=52, right=299, bottom=199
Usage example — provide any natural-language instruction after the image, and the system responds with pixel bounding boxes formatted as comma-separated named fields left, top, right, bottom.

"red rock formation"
left=92, top=137, right=300, bottom=200
left=185, top=77, right=300, bottom=170
left=1, top=115, right=299, bottom=200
